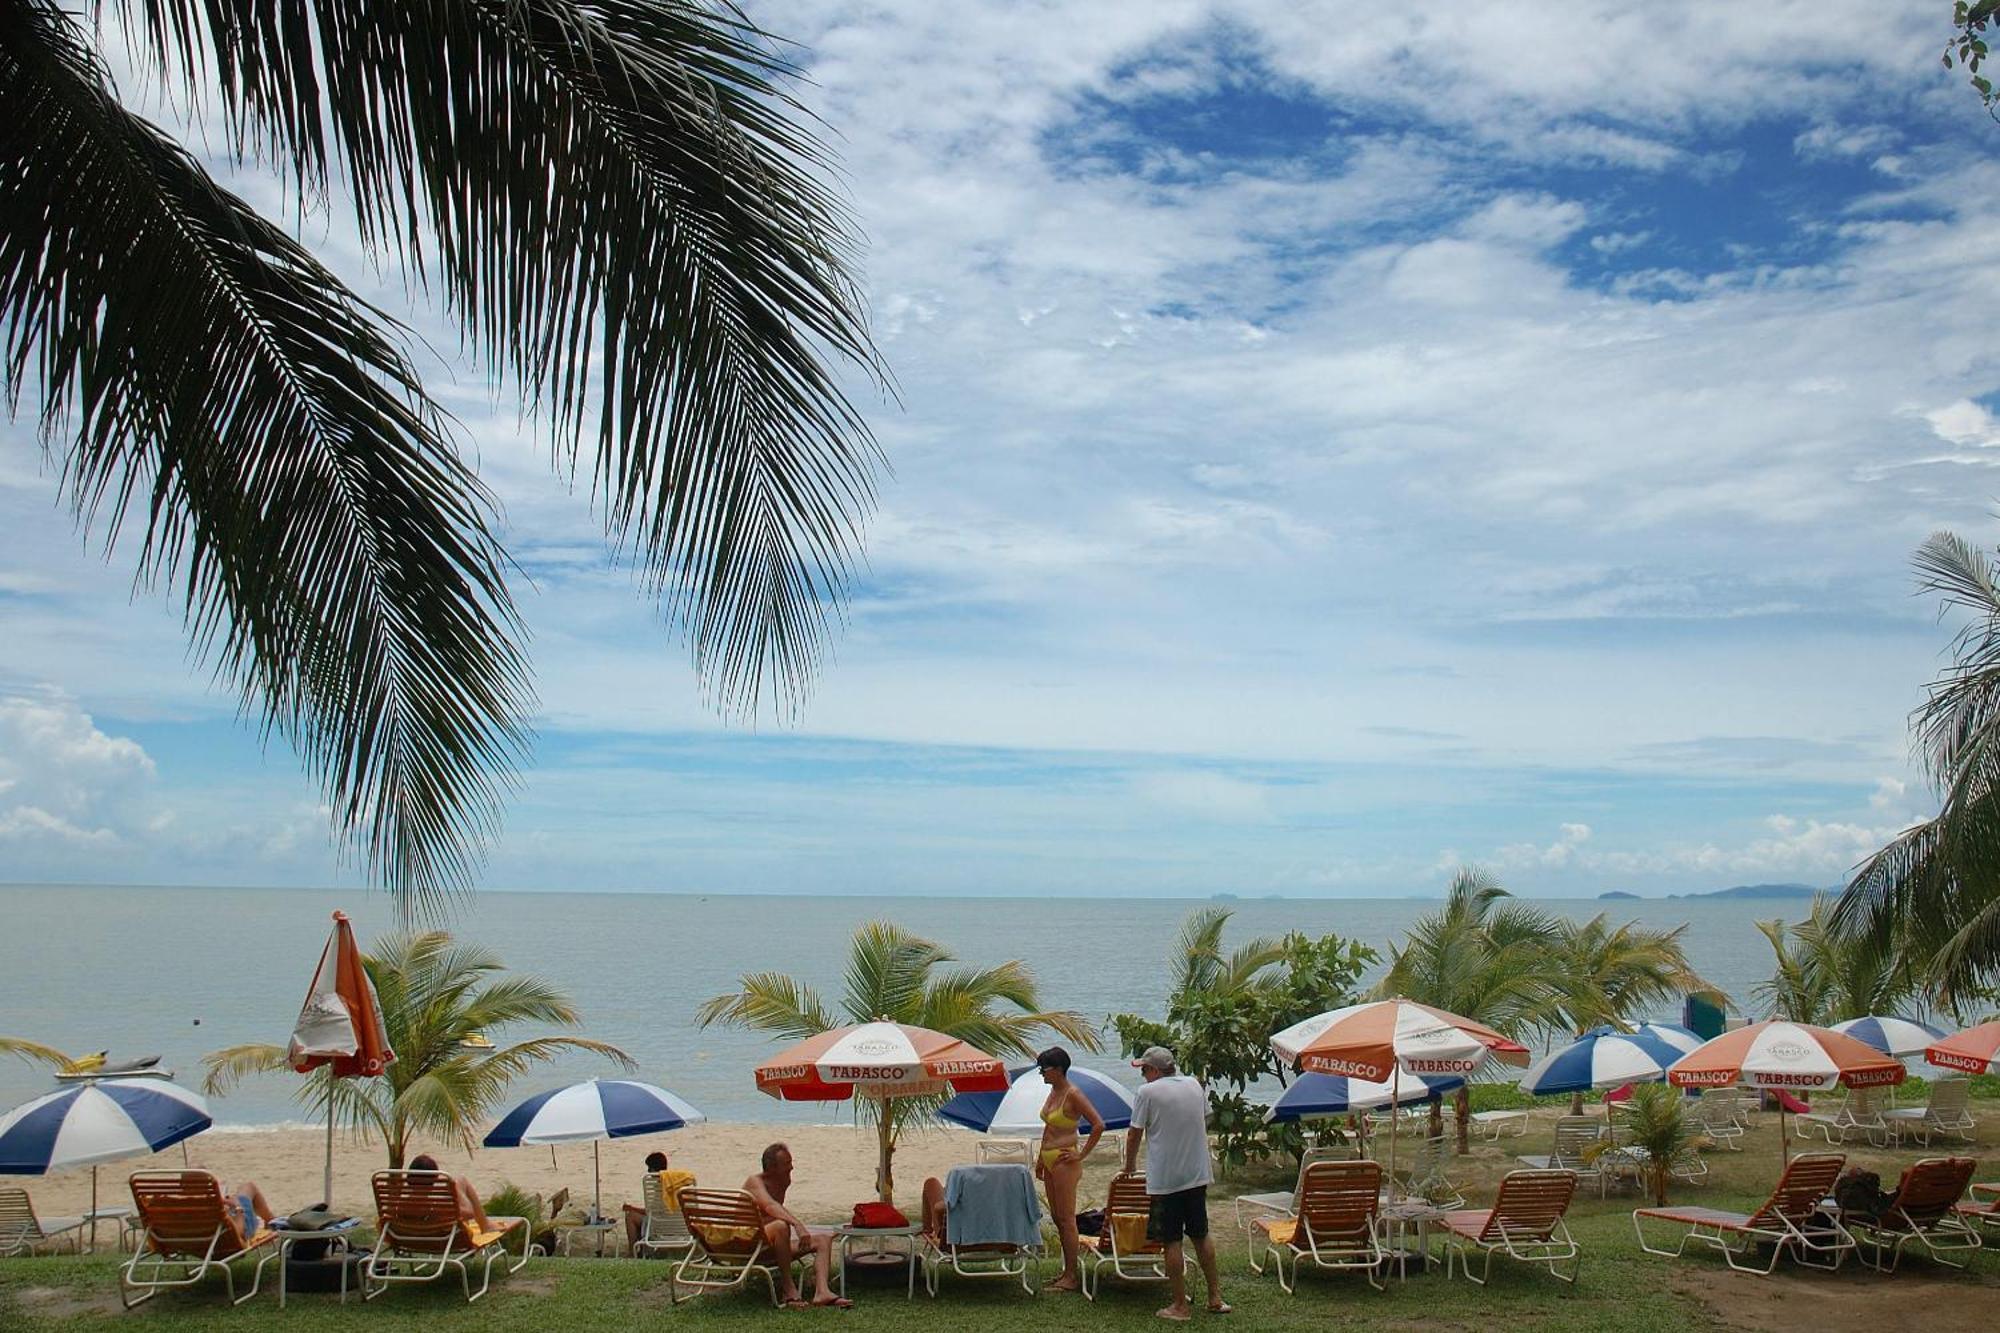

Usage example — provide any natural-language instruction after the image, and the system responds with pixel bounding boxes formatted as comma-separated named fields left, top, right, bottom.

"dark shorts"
left=1146, top=1186, right=1209, bottom=1244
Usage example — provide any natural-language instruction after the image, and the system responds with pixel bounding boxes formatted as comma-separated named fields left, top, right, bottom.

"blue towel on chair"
left=944, top=1164, right=1042, bottom=1247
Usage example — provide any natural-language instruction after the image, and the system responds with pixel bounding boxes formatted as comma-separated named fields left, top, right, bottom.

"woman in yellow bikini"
left=1032, top=1046, right=1103, bottom=1292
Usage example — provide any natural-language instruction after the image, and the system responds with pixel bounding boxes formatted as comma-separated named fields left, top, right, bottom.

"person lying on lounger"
left=407, top=1154, right=496, bottom=1232
left=743, top=1143, right=851, bottom=1308
left=216, top=1177, right=277, bottom=1244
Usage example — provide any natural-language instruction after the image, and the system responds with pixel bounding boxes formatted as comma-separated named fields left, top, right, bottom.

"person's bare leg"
left=1046, top=1159, right=1082, bottom=1288
left=806, top=1232, right=851, bottom=1306
left=235, top=1182, right=275, bottom=1225
left=457, top=1179, right=494, bottom=1232
left=1158, top=1237, right=1191, bottom=1320
left=765, top=1221, right=804, bottom=1304
left=1193, top=1235, right=1227, bottom=1312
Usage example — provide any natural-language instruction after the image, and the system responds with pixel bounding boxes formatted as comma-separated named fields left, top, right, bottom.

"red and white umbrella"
left=288, top=911, right=395, bottom=1204
left=1270, top=999, right=1529, bottom=1082
left=753, top=1021, right=1009, bottom=1101
left=1668, top=1020, right=1905, bottom=1161
left=1925, top=1019, right=2000, bottom=1075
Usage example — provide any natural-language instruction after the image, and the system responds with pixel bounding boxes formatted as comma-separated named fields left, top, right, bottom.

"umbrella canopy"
left=1265, top=1069, right=1464, bottom=1123
left=1518, top=1024, right=1699, bottom=1096
left=288, top=910, right=394, bottom=1077
left=485, top=1079, right=705, bottom=1146
left=1270, top=999, right=1529, bottom=1082
left=1925, top=1019, right=2000, bottom=1075
left=0, top=1078, right=210, bottom=1174
left=937, top=1065, right=1136, bottom=1134
left=1831, top=1015, right=1946, bottom=1059
left=1668, top=1020, right=1905, bottom=1093
left=753, top=1021, right=1009, bottom=1101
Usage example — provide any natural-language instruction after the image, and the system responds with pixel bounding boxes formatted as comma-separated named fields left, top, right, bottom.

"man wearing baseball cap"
left=1123, top=1046, right=1228, bottom=1319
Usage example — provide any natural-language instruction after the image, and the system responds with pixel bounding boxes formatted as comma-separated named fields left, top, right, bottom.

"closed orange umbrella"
left=289, top=911, right=396, bottom=1202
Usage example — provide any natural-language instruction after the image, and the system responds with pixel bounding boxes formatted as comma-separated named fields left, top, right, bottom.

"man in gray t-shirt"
left=1123, top=1046, right=1228, bottom=1319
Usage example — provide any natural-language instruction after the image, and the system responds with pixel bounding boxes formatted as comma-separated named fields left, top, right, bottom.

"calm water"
left=0, top=884, right=1788, bottom=1125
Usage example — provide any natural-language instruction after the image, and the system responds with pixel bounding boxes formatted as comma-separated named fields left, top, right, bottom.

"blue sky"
left=2, top=1, right=1997, bottom=899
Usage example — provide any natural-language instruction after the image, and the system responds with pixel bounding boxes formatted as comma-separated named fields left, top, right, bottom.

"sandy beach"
left=24, top=1120, right=1073, bottom=1225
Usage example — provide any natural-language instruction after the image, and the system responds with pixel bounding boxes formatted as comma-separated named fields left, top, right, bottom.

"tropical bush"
left=202, top=930, right=630, bottom=1167
left=1589, top=1083, right=1705, bottom=1207
left=1754, top=893, right=1915, bottom=1024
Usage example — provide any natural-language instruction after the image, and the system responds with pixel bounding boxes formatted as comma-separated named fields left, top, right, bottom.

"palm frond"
left=696, top=972, right=834, bottom=1041
left=198, top=1042, right=290, bottom=1097
left=3, top=3, right=531, bottom=923
left=0, top=1037, right=77, bottom=1071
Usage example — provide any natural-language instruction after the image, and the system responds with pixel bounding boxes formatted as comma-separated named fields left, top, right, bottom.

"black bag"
left=1832, top=1167, right=1891, bottom=1223
left=1075, top=1208, right=1104, bottom=1236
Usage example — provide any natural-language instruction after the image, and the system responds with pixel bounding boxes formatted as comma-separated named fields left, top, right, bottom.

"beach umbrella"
left=1830, top=1015, right=1946, bottom=1059
left=1668, top=1020, right=1905, bottom=1162
left=753, top=1021, right=1008, bottom=1201
left=288, top=910, right=395, bottom=1206
left=937, top=1065, right=1136, bottom=1134
left=0, top=1077, right=211, bottom=1247
left=1264, top=1069, right=1464, bottom=1124
left=1517, top=1024, right=1699, bottom=1096
left=1924, top=1019, right=2000, bottom=1075
left=485, top=1079, right=704, bottom=1223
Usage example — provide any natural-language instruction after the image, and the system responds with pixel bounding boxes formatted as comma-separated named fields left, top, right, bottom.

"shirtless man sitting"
left=743, top=1142, right=851, bottom=1308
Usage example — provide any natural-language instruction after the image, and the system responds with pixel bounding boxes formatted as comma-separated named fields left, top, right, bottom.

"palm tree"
left=698, top=922, right=1098, bottom=1203
left=1596, top=1083, right=1703, bottom=1208
left=1755, top=894, right=1914, bottom=1025
left=1378, top=867, right=1562, bottom=1151
left=2, top=1, right=885, bottom=922
left=202, top=931, right=630, bottom=1167
left=1545, top=915, right=1708, bottom=1112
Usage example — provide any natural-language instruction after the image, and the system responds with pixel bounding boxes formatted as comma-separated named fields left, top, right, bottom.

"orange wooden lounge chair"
left=668, top=1188, right=808, bottom=1306
left=363, top=1170, right=529, bottom=1303
left=1254, top=1158, right=1385, bottom=1293
left=120, top=1171, right=281, bottom=1308
left=1632, top=1151, right=1852, bottom=1274
left=1957, top=1181, right=2000, bottom=1238
left=1441, top=1169, right=1580, bottom=1285
left=1848, top=1157, right=1981, bottom=1272
left=1079, top=1174, right=1168, bottom=1300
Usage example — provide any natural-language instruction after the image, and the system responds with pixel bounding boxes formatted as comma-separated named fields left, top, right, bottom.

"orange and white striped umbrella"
left=1667, top=1020, right=1905, bottom=1092
left=1270, top=999, right=1529, bottom=1082
left=1926, top=1019, right=2000, bottom=1076
left=753, top=1021, right=1009, bottom=1101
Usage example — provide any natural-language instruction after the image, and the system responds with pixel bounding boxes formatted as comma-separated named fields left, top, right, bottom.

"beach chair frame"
left=1519, top=1117, right=1606, bottom=1197
left=363, top=1170, right=529, bottom=1303
left=119, top=1171, right=281, bottom=1308
left=974, top=1139, right=1036, bottom=1167
left=1957, top=1182, right=2000, bottom=1238
left=1848, top=1157, right=1982, bottom=1273
left=1080, top=1175, right=1169, bottom=1300
left=1256, top=1159, right=1385, bottom=1294
left=1687, top=1095, right=1746, bottom=1151
left=1883, top=1079, right=1977, bottom=1146
left=1441, top=1169, right=1581, bottom=1287
left=1468, top=1109, right=1530, bottom=1141
left=1794, top=1086, right=1890, bottom=1147
left=668, top=1188, right=806, bottom=1307
left=921, top=1164, right=1040, bottom=1296
left=1404, top=1131, right=1468, bottom=1208
left=1632, top=1152, right=1853, bottom=1275
left=0, top=1187, right=87, bottom=1258
left=632, top=1172, right=694, bottom=1260
left=1239, top=1145, right=1352, bottom=1273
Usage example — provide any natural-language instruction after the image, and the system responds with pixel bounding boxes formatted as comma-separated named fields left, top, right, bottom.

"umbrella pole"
left=90, top=1165, right=99, bottom=1253
left=324, top=1066, right=336, bottom=1206
left=1387, top=1069, right=1399, bottom=1202
left=594, top=1140, right=602, bottom=1223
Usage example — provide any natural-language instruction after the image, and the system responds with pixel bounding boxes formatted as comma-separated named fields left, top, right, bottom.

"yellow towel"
left=1258, top=1218, right=1299, bottom=1247
left=1110, top=1213, right=1156, bottom=1255
left=657, top=1170, right=696, bottom=1213
left=690, top=1222, right=762, bottom=1253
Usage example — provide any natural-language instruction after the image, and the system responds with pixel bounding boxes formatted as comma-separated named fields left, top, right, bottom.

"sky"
left=4, top=1, right=1999, bottom=900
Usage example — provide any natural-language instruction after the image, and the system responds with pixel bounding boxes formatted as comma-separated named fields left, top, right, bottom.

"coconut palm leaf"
left=694, top=973, right=835, bottom=1042
left=0, top=1037, right=78, bottom=1071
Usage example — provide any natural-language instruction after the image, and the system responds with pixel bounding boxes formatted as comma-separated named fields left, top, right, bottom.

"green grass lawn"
left=7, top=1109, right=2000, bottom=1331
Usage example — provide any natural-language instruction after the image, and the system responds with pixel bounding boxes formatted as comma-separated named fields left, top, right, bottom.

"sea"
left=0, top=884, right=1794, bottom=1126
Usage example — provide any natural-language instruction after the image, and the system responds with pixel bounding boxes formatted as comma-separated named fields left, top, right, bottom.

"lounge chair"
left=1958, top=1182, right=2000, bottom=1236
left=920, top=1167, right=1039, bottom=1296
left=1685, top=1096, right=1744, bottom=1151
left=1632, top=1151, right=1852, bottom=1274
left=1440, top=1169, right=1581, bottom=1285
left=974, top=1139, right=1035, bottom=1167
left=0, top=1187, right=87, bottom=1257
left=1402, top=1131, right=1467, bottom=1207
left=1255, top=1159, right=1385, bottom=1293
left=1882, top=1079, right=1977, bottom=1146
left=1079, top=1174, right=1167, bottom=1300
left=119, top=1171, right=281, bottom=1308
left=1795, top=1086, right=1890, bottom=1147
left=1468, top=1108, right=1530, bottom=1140
left=668, top=1188, right=806, bottom=1306
left=1847, top=1157, right=1982, bottom=1273
left=632, top=1172, right=695, bottom=1260
left=1518, top=1116, right=1606, bottom=1197
left=1237, top=1145, right=1353, bottom=1271
left=363, top=1170, right=529, bottom=1303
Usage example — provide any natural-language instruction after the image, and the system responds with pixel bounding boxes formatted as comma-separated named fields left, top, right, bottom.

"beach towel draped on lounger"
left=921, top=1167, right=1041, bottom=1295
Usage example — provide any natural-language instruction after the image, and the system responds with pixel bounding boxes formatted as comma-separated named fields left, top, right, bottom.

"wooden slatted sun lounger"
left=1848, top=1157, right=1981, bottom=1272
left=1441, top=1169, right=1581, bottom=1286
left=0, top=1187, right=86, bottom=1258
left=1255, top=1159, right=1385, bottom=1293
left=1632, top=1152, right=1852, bottom=1275
left=669, top=1188, right=807, bottom=1306
left=1080, top=1174, right=1167, bottom=1300
left=120, top=1171, right=281, bottom=1308
left=363, top=1170, right=529, bottom=1303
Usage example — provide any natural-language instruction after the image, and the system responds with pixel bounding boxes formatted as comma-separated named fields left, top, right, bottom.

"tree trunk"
left=1427, top=1100, right=1443, bottom=1140
left=1453, top=1086, right=1471, bottom=1155
left=1653, top=1164, right=1669, bottom=1208
left=875, top=1112, right=895, bottom=1204
left=1569, top=1091, right=1586, bottom=1116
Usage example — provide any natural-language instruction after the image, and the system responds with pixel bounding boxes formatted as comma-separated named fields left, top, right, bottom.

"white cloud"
left=0, top=689, right=156, bottom=848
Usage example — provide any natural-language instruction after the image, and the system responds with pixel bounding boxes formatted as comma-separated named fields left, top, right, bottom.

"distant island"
left=1597, top=890, right=1642, bottom=900
left=1597, top=883, right=1824, bottom=901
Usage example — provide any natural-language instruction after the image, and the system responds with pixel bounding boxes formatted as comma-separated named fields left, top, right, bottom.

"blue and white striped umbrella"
left=1265, top=1069, right=1464, bottom=1123
left=484, top=1079, right=705, bottom=1147
left=1832, top=1015, right=1946, bottom=1059
left=0, top=1078, right=210, bottom=1174
left=937, top=1065, right=1136, bottom=1134
left=1517, top=1024, right=1697, bottom=1096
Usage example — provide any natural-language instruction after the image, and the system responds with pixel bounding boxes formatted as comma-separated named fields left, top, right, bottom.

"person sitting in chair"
left=407, top=1154, right=496, bottom=1232
left=743, top=1143, right=851, bottom=1308
left=623, top=1150, right=687, bottom=1251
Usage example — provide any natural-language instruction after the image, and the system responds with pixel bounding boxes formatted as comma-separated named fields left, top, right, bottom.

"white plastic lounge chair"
left=1794, top=1086, right=1890, bottom=1147
left=1686, top=1095, right=1745, bottom=1151
left=120, top=1171, right=282, bottom=1308
left=0, top=1187, right=87, bottom=1257
left=1882, top=1079, right=1976, bottom=1146
left=1957, top=1182, right=2000, bottom=1237
left=1440, top=1169, right=1581, bottom=1285
left=920, top=1166, right=1040, bottom=1296
left=1469, top=1109, right=1529, bottom=1140
left=1518, top=1117, right=1606, bottom=1197
left=1080, top=1175, right=1168, bottom=1300
left=1403, top=1132, right=1467, bottom=1208
left=668, top=1188, right=808, bottom=1306
left=632, top=1172, right=694, bottom=1260
left=1255, top=1159, right=1386, bottom=1293
left=974, top=1139, right=1035, bottom=1167
left=363, top=1170, right=529, bottom=1303
left=1848, top=1157, right=1982, bottom=1273
left=1633, top=1152, right=1852, bottom=1274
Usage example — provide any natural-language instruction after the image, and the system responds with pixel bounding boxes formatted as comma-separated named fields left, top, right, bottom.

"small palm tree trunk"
left=1569, top=1091, right=1586, bottom=1116
left=876, top=1113, right=895, bottom=1204
left=1453, top=1087, right=1471, bottom=1154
